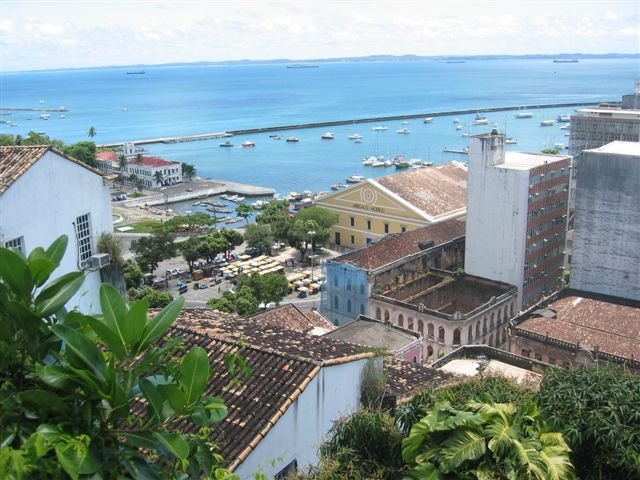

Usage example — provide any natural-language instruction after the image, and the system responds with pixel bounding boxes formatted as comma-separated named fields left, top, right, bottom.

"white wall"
left=234, top=359, right=368, bottom=480
left=465, top=137, right=528, bottom=309
left=0, top=151, right=112, bottom=313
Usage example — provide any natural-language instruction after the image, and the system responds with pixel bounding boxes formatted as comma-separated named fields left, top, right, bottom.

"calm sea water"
left=1, top=59, right=638, bottom=197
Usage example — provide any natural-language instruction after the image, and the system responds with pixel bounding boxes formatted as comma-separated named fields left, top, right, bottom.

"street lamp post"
left=307, top=230, right=316, bottom=280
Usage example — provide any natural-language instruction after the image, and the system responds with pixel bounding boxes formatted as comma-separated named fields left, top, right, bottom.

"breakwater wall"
left=99, top=101, right=610, bottom=148
left=1, top=107, right=69, bottom=112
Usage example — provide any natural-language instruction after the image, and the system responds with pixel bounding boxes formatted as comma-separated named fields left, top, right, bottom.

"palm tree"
left=236, top=203, right=254, bottom=224
left=118, top=154, right=128, bottom=188
left=15, top=134, right=23, bottom=145
left=402, top=400, right=575, bottom=480
left=153, top=171, right=164, bottom=187
left=128, top=173, right=138, bottom=187
left=88, top=126, right=96, bottom=139
left=181, top=162, right=196, bottom=182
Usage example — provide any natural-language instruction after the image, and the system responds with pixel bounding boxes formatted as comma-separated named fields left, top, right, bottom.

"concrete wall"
left=571, top=150, right=640, bottom=301
left=0, top=151, right=113, bottom=313
left=234, top=359, right=367, bottom=479
left=465, top=137, right=528, bottom=309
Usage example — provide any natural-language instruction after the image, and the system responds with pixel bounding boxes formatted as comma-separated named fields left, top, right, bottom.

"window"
left=351, top=235, right=355, bottom=244
left=453, top=329, right=461, bottom=346
left=521, top=349, right=531, bottom=358
left=401, top=226, right=406, bottom=233
left=4, top=236, right=25, bottom=254
left=360, top=304, right=365, bottom=315
left=438, top=327, right=445, bottom=344
left=384, top=310, right=390, bottom=321
left=360, top=284, right=365, bottom=294
left=75, top=213, right=93, bottom=262
left=367, top=220, right=372, bottom=230
left=350, top=217, right=355, bottom=227
left=398, top=314, right=404, bottom=326
left=428, top=323, right=434, bottom=340
left=375, top=307, right=381, bottom=320
left=384, top=223, right=389, bottom=233
left=335, top=232, right=341, bottom=245
left=333, top=296, right=339, bottom=309
left=275, top=460, right=298, bottom=480
left=347, top=300, right=352, bottom=313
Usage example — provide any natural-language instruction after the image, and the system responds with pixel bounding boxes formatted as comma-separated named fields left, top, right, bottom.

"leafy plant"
left=402, top=401, right=574, bottom=480
left=0, top=236, right=234, bottom=478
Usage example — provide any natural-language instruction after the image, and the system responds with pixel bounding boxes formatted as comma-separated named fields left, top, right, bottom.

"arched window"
left=347, top=282, right=351, bottom=291
left=360, top=304, right=365, bottom=315
left=497, top=308, right=503, bottom=325
left=453, top=328, right=461, bottom=346
left=375, top=307, right=381, bottom=320
left=427, top=346, right=434, bottom=361
left=408, top=317, right=414, bottom=330
left=398, top=314, right=404, bottom=326
left=510, top=303, right=514, bottom=317
left=489, top=334, right=494, bottom=347
left=347, top=300, right=352, bottom=313
left=490, top=316, right=495, bottom=331
left=483, top=318, right=487, bottom=335
left=412, top=356, right=417, bottom=364
left=360, top=284, right=365, bottom=294
left=476, top=321, right=480, bottom=339
left=438, top=327, right=445, bottom=344
left=428, top=323, right=434, bottom=340
left=418, top=319, right=424, bottom=335
left=502, top=328, right=508, bottom=345
left=384, top=310, right=390, bottom=321
left=334, top=296, right=339, bottom=309
left=333, top=276, right=338, bottom=287
left=468, top=326, right=473, bottom=343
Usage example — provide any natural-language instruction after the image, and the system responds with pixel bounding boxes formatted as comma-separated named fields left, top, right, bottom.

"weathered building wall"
left=571, top=150, right=640, bottom=301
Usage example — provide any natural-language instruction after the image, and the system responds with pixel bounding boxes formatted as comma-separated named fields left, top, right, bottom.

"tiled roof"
left=128, top=156, right=177, bottom=167
left=96, top=151, right=118, bottom=162
left=249, top=304, right=335, bottom=334
left=514, top=289, right=640, bottom=361
left=167, top=326, right=320, bottom=470
left=374, top=163, right=468, bottom=220
left=385, top=356, right=455, bottom=403
left=324, top=316, right=420, bottom=351
left=332, top=217, right=466, bottom=271
left=175, top=308, right=369, bottom=365
left=0, top=146, right=103, bottom=195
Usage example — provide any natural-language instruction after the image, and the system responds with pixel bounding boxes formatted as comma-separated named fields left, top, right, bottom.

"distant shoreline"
left=3, top=52, right=638, bottom=74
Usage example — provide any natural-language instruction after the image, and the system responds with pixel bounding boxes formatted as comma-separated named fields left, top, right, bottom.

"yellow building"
left=316, top=163, right=468, bottom=249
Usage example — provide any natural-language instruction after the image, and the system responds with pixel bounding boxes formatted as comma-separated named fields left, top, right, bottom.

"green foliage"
left=538, top=366, right=640, bottom=479
left=219, top=228, right=244, bottom=253
left=238, top=273, right=289, bottom=307
left=62, top=141, right=97, bottom=168
left=255, top=200, right=291, bottom=241
left=181, top=162, right=196, bottom=181
left=0, top=236, right=234, bottom=478
left=132, top=287, right=174, bottom=308
left=402, top=400, right=574, bottom=480
left=244, top=223, right=275, bottom=255
left=87, top=126, right=96, bottom=138
left=130, top=231, right=177, bottom=273
left=123, top=260, right=144, bottom=290
left=396, top=376, right=535, bottom=436
left=207, top=287, right=259, bottom=316
left=452, top=268, right=466, bottom=280
left=97, top=232, right=124, bottom=266
left=541, top=148, right=559, bottom=154
left=159, top=212, right=214, bottom=234
left=236, top=203, right=254, bottom=224
left=153, top=170, right=164, bottom=186
left=295, top=206, right=339, bottom=229
left=360, top=359, right=388, bottom=408
left=317, top=409, right=405, bottom=480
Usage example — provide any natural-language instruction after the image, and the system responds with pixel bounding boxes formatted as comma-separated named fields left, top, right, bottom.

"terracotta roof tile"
left=96, top=151, right=118, bottom=162
left=375, top=163, right=468, bottom=220
left=515, top=290, right=640, bottom=361
left=385, top=356, right=456, bottom=403
left=332, top=217, right=466, bottom=271
left=249, top=304, right=335, bottom=334
left=0, top=145, right=104, bottom=195
left=128, top=156, right=177, bottom=167
left=324, top=316, right=420, bottom=351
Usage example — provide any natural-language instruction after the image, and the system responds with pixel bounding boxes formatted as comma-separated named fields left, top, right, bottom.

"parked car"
left=243, top=247, right=260, bottom=257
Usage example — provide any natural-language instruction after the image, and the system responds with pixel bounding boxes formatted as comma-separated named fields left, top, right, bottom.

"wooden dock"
left=98, top=100, right=610, bottom=148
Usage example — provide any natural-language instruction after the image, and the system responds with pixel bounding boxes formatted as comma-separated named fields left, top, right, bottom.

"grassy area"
left=120, top=220, right=162, bottom=233
left=129, top=192, right=145, bottom=198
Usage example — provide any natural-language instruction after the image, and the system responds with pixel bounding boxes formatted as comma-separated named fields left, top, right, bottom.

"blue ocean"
left=1, top=59, right=638, bottom=197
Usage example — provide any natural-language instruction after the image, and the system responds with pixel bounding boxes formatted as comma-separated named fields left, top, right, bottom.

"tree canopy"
left=244, top=223, right=275, bottom=255
left=130, top=231, right=177, bottom=273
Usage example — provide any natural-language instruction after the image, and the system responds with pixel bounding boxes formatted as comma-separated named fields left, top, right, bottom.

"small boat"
left=123, top=107, right=128, bottom=112
left=462, top=133, right=470, bottom=137
left=348, top=133, right=363, bottom=140
left=126, top=70, right=146, bottom=74
left=395, top=160, right=411, bottom=169
left=213, top=208, right=233, bottom=214
left=515, top=112, right=533, bottom=119
left=354, top=139, right=362, bottom=143
left=39, top=114, right=50, bottom=120
left=472, top=118, right=489, bottom=125
left=229, top=195, right=245, bottom=203
left=422, top=161, right=434, bottom=167
left=251, top=200, right=265, bottom=209
left=423, top=117, right=434, bottom=123
left=192, top=201, right=201, bottom=206
left=505, top=138, right=518, bottom=144
left=331, top=183, right=347, bottom=190
left=219, top=140, right=234, bottom=147
left=383, top=160, right=394, bottom=167
left=443, top=147, right=469, bottom=155
left=362, top=156, right=376, bottom=166
left=554, top=143, right=566, bottom=149
left=287, top=64, right=319, bottom=69
left=560, top=124, right=571, bottom=130
left=346, top=175, right=366, bottom=183
left=371, top=161, right=386, bottom=167
left=286, top=136, right=300, bottom=142
left=372, top=126, right=388, bottom=131
left=269, top=134, right=281, bottom=140
left=553, top=59, right=579, bottom=63
left=456, top=125, right=463, bottom=130
left=557, top=114, right=571, bottom=122
left=225, top=217, right=244, bottom=224
left=321, top=132, right=335, bottom=139
left=397, top=128, right=411, bottom=134
left=242, top=141, right=256, bottom=147
left=453, top=118, right=460, bottom=123
left=59, top=114, right=65, bottom=119
left=565, top=133, right=570, bottom=137
left=540, top=120, right=555, bottom=127
left=401, top=121, right=409, bottom=125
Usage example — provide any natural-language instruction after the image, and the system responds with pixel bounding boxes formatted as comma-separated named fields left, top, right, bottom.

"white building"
left=464, top=132, right=571, bottom=310
left=0, top=146, right=113, bottom=313
left=571, top=141, right=640, bottom=301
left=96, top=149, right=182, bottom=188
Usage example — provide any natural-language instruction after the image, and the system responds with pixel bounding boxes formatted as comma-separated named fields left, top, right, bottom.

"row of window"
left=526, top=215, right=566, bottom=238
left=525, top=247, right=562, bottom=273
left=530, top=167, right=568, bottom=185
left=527, top=184, right=569, bottom=203
left=527, top=200, right=567, bottom=220
left=347, top=216, right=407, bottom=234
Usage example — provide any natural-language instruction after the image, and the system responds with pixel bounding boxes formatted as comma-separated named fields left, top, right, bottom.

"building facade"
left=369, top=270, right=518, bottom=363
left=96, top=148, right=182, bottom=188
left=465, top=132, right=571, bottom=310
left=0, top=146, right=113, bottom=313
left=569, top=105, right=640, bottom=156
left=321, top=219, right=466, bottom=326
left=315, top=163, right=467, bottom=250
left=570, top=141, right=640, bottom=301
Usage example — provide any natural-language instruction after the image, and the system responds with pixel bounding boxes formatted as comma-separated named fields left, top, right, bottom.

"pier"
left=1, top=107, right=69, bottom=113
left=98, top=101, right=610, bottom=148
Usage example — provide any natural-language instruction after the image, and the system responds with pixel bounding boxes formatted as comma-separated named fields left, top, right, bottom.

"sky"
left=0, top=0, right=638, bottom=71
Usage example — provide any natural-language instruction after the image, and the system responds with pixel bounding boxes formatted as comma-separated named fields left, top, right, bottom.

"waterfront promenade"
left=98, top=101, right=606, bottom=148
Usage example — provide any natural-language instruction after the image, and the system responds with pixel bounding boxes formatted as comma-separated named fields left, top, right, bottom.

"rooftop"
left=384, top=356, right=455, bottom=402
left=501, top=151, right=571, bottom=171
left=331, top=217, right=466, bottom=271
left=324, top=315, right=421, bottom=352
left=373, top=163, right=468, bottom=220
left=378, top=270, right=516, bottom=316
left=575, top=108, right=640, bottom=119
left=0, top=145, right=103, bottom=195
left=584, top=140, right=640, bottom=157
left=96, top=151, right=118, bottom=162
left=128, top=155, right=178, bottom=168
left=249, top=304, right=335, bottom=335
left=513, top=289, right=640, bottom=362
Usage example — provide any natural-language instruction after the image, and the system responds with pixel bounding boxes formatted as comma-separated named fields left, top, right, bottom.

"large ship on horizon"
left=126, top=69, right=146, bottom=74
left=553, top=59, right=579, bottom=63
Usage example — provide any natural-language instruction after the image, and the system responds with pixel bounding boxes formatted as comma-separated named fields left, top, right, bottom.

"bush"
left=133, top=287, right=174, bottom=308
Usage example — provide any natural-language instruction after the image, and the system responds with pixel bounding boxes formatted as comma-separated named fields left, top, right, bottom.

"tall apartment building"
left=571, top=141, right=640, bottom=301
left=465, top=132, right=571, bottom=310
